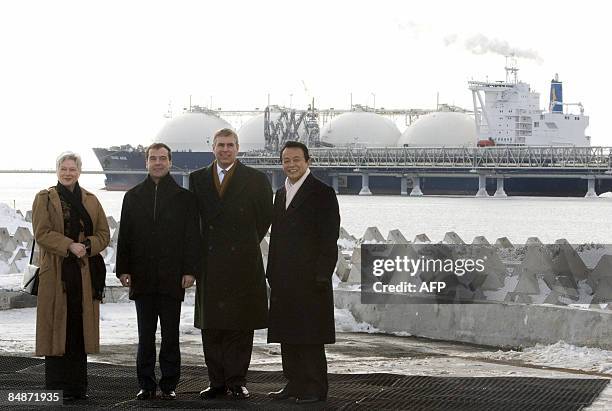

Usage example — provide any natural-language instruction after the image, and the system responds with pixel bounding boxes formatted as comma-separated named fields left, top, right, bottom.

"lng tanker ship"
left=93, top=65, right=611, bottom=196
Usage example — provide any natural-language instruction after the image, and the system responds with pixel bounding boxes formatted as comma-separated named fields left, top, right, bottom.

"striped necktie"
left=219, top=169, right=227, bottom=184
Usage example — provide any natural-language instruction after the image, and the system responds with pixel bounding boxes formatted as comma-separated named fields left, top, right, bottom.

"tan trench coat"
left=32, top=186, right=110, bottom=356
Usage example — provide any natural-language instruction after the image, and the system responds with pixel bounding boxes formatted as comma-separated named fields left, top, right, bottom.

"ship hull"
left=93, top=148, right=612, bottom=196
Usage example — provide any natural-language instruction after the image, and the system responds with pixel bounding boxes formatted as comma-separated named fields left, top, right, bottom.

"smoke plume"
left=464, top=34, right=542, bottom=62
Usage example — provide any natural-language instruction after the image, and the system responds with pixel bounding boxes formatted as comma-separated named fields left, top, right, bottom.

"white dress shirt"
left=285, top=168, right=310, bottom=209
left=216, top=162, right=235, bottom=184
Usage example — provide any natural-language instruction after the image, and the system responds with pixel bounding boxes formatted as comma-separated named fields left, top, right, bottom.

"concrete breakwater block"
left=495, top=237, right=514, bottom=249
left=513, top=270, right=540, bottom=295
left=110, top=228, right=119, bottom=246
left=517, top=245, right=555, bottom=276
left=339, top=227, right=356, bottom=242
left=13, top=227, right=33, bottom=243
left=0, top=227, right=10, bottom=243
left=346, top=247, right=362, bottom=283
left=469, top=246, right=507, bottom=291
left=387, top=229, right=409, bottom=244
left=335, top=252, right=351, bottom=282
left=386, top=244, right=420, bottom=285
left=551, top=239, right=589, bottom=282
left=413, top=234, right=430, bottom=244
left=472, top=236, right=490, bottom=245
left=361, top=226, right=385, bottom=243
left=11, top=248, right=27, bottom=263
left=106, top=216, right=118, bottom=230
left=592, top=277, right=612, bottom=304
left=542, top=274, right=578, bottom=298
left=590, top=255, right=612, bottom=289
left=0, top=291, right=37, bottom=309
left=0, top=251, right=12, bottom=261
left=443, top=232, right=465, bottom=245
left=2, top=237, right=19, bottom=253
left=504, top=292, right=532, bottom=304
left=526, top=237, right=542, bottom=246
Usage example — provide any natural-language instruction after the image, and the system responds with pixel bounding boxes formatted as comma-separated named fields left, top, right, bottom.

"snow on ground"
left=0, top=304, right=383, bottom=355
left=480, top=341, right=612, bottom=374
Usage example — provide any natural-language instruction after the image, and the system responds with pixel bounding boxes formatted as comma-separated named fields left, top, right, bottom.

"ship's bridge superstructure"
left=468, top=63, right=589, bottom=146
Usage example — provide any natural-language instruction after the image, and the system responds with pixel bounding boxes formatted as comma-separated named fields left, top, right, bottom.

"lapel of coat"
left=274, top=187, right=287, bottom=221
left=220, top=161, right=250, bottom=204
left=284, top=173, right=316, bottom=218
left=154, top=174, right=182, bottom=217
left=47, top=188, right=65, bottom=234
left=202, top=164, right=223, bottom=219
left=133, top=179, right=155, bottom=222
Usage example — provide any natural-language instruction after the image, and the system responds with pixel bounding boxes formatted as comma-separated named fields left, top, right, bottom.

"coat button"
left=231, top=246, right=235, bottom=252
left=209, top=225, right=214, bottom=230
left=208, top=245, right=213, bottom=251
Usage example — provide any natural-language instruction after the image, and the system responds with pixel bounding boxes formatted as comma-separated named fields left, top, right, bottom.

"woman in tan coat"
left=32, top=151, right=110, bottom=401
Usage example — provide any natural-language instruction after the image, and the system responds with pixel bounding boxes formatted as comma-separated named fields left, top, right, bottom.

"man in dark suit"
left=189, top=128, right=273, bottom=400
left=116, top=143, right=200, bottom=401
left=266, top=141, right=340, bottom=404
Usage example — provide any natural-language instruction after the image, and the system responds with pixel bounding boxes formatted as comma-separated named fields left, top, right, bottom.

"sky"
left=0, top=0, right=609, bottom=170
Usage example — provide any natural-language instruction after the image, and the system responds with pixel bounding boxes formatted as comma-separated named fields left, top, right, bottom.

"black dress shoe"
left=136, top=389, right=156, bottom=400
left=230, top=385, right=250, bottom=399
left=268, top=386, right=294, bottom=400
left=296, top=395, right=324, bottom=404
left=200, top=386, right=228, bottom=400
left=160, top=390, right=177, bottom=400
left=62, top=394, right=76, bottom=402
left=63, top=393, right=88, bottom=402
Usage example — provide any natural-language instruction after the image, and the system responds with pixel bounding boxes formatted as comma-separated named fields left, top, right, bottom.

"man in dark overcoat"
left=266, top=141, right=340, bottom=405
left=116, top=143, right=200, bottom=401
left=189, top=128, right=273, bottom=400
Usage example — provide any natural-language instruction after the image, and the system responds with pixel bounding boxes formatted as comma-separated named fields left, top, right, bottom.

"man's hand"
left=119, top=274, right=131, bottom=287
left=69, top=242, right=87, bottom=258
left=182, top=275, right=196, bottom=289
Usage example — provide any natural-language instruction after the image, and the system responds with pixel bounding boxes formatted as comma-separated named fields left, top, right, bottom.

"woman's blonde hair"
left=56, top=151, right=82, bottom=171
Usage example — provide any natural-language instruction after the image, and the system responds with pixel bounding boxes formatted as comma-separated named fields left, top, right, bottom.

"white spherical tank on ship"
left=155, top=111, right=233, bottom=151
left=398, top=112, right=477, bottom=147
left=320, top=110, right=401, bottom=147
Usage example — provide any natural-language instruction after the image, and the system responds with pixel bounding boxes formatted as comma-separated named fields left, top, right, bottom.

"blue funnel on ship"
left=549, top=74, right=563, bottom=113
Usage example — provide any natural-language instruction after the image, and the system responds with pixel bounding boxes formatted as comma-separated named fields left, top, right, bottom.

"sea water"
left=1, top=173, right=611, bottom=244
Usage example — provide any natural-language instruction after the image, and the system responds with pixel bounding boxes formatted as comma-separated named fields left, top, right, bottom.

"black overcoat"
left=267, top=173, right=340, bottom=344
left=189, top=161, right=273, bottom=330
left=116, top=174, right=201, bottom=301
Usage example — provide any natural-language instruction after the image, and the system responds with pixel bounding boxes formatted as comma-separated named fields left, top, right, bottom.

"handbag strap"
left=29, top=238, right=36, bottom=265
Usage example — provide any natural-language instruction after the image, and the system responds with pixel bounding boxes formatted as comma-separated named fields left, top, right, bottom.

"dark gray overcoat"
left=116, top=174, right=201, bottom=301
left=189, top=161, right=273, bottom=330
left=267, top=173, right=340, bottom=344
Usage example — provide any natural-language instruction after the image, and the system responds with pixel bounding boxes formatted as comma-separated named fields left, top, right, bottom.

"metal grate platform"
left=0, top=355, right=607, bottom=410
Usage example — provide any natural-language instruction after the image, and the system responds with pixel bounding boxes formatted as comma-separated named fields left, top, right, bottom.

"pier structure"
left=240, top=145, right=612, bottom=197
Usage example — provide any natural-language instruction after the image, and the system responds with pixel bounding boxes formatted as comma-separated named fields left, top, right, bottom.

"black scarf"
left=56, top=182, right=106, bottom=300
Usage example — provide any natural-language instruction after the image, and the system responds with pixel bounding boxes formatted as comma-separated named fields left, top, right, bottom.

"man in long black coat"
left=116, top=143, right=200, bottom=400
left=266, top=141, right=340, bottom=404
left=189, top=128, right=273, bottom=400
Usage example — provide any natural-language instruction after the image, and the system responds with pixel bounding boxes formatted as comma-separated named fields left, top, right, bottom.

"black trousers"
left=201, top=329, right=254, bottom=388
left=45, top=260, right=87, bottom=396
left=281, top=343, right=328, bottom=399
left=135, top=294, right=182, bottom=392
